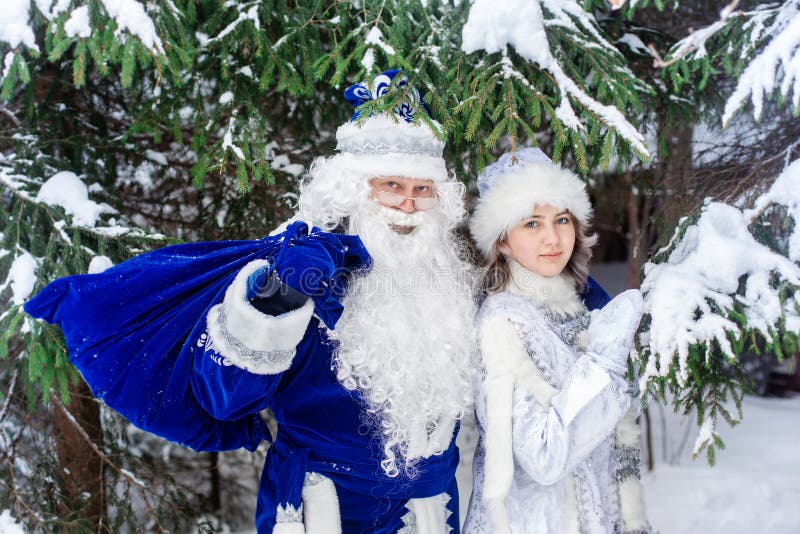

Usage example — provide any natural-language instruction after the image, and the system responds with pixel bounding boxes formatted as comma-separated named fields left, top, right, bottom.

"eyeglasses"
left=373, top=190, right=440, bottom=211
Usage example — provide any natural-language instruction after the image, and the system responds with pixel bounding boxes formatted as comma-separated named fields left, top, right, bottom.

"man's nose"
left=395, top=197, right=416, bottom=213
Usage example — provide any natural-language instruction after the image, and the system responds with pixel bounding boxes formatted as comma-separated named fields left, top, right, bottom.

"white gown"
left=463, top=262, right=650, bottom=534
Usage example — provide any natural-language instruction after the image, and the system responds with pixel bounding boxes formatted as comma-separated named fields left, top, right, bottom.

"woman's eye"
left=524, top=220, right=538, bottom=228
left=556, top=216, right=570, bottom=224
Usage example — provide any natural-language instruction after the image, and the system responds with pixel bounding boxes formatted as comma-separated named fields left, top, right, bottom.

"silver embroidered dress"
left=464, top=265, right=633, bottom=534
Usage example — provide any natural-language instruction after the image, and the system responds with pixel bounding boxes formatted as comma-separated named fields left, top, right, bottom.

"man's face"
left=369, top=177, right=438, bottom=234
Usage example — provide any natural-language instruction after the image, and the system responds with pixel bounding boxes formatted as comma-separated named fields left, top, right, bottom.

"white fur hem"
left=221, top=259, right=313, bottom=352
left=332, top=152, right=448, bottom=182
left=619, top=478, right=649, bottom=530
left=406, top=493, right=451, bottom=534
left=273, top=524, right=304, bottom=534
left=470, top=162, right=592, bottom=257
left=302, top=474, right=341, bottom=534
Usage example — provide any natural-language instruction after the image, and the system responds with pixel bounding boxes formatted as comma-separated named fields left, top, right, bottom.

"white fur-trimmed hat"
left=470, top=147, right=593, bottom=257
left=332, top=69, right=448, bottom=182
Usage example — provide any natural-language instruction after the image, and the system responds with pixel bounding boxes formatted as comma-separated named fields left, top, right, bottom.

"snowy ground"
left=641, top=394, right=800, bottom=533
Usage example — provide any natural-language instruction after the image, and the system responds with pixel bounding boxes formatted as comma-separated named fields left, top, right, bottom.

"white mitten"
left=586, top=289, right=644, bottom=375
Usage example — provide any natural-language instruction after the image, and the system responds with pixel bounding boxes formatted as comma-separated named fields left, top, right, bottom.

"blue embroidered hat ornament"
left=334, top=69, right=448, bottom=182
left=342, top=68, right=432, bottom=122
left=470, top=146, right=593, bottom=257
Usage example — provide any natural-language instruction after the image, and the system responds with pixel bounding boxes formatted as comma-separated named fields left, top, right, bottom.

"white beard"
left=329, top=199, right=477, bottom=478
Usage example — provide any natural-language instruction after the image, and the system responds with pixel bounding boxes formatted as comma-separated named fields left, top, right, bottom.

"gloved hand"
left=268, top=221, right=372, bottom=329
left=246, top=268, right=281, bottom=299
left=585, top=289, right=644, bottom=376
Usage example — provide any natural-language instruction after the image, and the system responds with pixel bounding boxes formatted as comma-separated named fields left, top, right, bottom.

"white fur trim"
left=302, top=474, right=341, bottom=534
left=618, top=477, right=649, bottom=530
left=273, top=524, right=304, bottom=534
left=616, top=410, right=641, bottom=447
left=564, top=475, right=581, bottom=534
left=506, top=260, right=583, bottom=315
left=408, top=493, right=451, bottom=534
left=470, top=162, right=593, bottom=257
left=336, top=115, right=444, bottom=154
left=478, top=317, right=528, bottom=534
left=221, top=260, right=313, bottom=352
left=616, top=411, right=651, bottom=531
left=332, top=152, right=448, bottom=183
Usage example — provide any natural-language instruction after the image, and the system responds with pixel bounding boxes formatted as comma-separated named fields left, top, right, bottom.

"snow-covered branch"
left=461, top=0, right=648, bottom=156
left=722, top=0, right=800, bottom=124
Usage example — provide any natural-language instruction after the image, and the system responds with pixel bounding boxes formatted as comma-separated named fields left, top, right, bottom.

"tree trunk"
left=53, top=379, right=105, bottom=530
left=209, top=451, right=221, bottom=515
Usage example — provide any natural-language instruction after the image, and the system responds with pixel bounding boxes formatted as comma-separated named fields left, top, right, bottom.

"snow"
left=640, top=198, right=800, bottom=387
left=64, top=6, right=91, bottom=39
left=36, top=171, right=115, bottom=227
left=2, top=52, right=15, bottom=81
left=365, top=26, right=395, bottom=56
left=213, top=4, right=259, bottom=41
left=722, top=1, right=800, bottom=124
left=88, top=255, right=114, bottom=274
left=100, top=0, right=165, bottom=54
left=362, top=48, right=375, bottom=73
left=460, top=0, right=648, bottom=156
left=0, top=0, right=38, bottom=50
left=745, top=158, right=800, bottom=261
left=617, top=33, right=650, bottom=55
left=270, top=154, right=304, bottom=177
left=222, top=120, right=245, bottom=160
left=144, top=150, right=167, bottom=166
left=642, top=395, right=800, bottom=533
left=3, top=252, right=37, bottom=305
left=0, top=509, right=25, bottom=534
left=219, top=91, right=234, bottom=105
left=34, top=0, right=71, bottom=19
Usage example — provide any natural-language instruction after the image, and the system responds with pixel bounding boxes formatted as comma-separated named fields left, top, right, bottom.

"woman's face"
left=499, top=204, right=576, bottom=278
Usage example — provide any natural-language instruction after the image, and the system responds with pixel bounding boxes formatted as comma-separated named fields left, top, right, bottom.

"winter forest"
left=1, top=0, right=799, bottom=532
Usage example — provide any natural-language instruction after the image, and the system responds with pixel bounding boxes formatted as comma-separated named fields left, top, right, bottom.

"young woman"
left=464, top=148, right=652, bottom=534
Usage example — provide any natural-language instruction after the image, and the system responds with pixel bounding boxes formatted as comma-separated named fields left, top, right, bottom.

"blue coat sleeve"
left=581, top=275, right=612, bottom=310
left=191, top=335, right=285, bottom=421
left=190, top=263, right=317, bottom=421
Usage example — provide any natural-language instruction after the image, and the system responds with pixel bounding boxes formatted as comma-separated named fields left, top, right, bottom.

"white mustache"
left=370, top=201, right=429, bottom=226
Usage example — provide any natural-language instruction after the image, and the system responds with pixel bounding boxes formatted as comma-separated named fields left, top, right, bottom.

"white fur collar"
left=505, top=259, right=583, bottom=316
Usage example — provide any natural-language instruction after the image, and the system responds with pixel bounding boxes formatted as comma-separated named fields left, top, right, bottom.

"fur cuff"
left=302, top=473, right=341, bottom=534
left=206, top=260, right=313, bottom=375
left=221, top=260, right=313, bottom=352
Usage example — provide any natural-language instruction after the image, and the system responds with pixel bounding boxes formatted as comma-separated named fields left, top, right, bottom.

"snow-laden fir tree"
left=1, top=0, right=798, bottom=529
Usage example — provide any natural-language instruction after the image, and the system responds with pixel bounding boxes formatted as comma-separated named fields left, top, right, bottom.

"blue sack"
left=24, top=221, right=369, bottom=452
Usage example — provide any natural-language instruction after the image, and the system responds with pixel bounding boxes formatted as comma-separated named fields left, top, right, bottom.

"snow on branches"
left=637, top=160, right=800, bottom=462
left=461, top=0, right=649, bottom=163
left=722, top=0, right=800, bottom=124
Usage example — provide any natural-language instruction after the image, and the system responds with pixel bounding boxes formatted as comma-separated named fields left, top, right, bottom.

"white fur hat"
left=470, top=147, right=593, bottom=257
left=332, top=70, right=448, bottom=182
